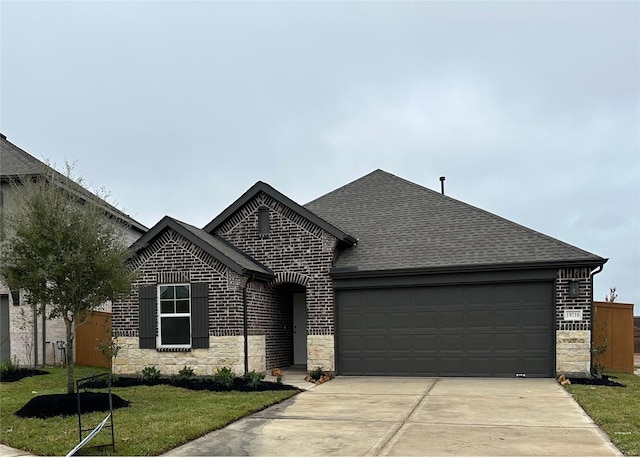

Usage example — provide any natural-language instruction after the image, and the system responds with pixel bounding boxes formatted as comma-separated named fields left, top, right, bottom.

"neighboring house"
left=112, top=169, right=606, bottom=378
left=0, top=133, right=148, bottom=366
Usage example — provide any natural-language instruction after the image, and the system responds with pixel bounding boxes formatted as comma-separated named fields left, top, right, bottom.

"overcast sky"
left=1, top=1, right=638, bottom=312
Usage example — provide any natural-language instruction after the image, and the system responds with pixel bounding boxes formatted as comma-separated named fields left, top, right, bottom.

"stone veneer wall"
left=555, top=267, right=593, bottom=376
left=308, top=334, right=335, bottom=371
left=214, top=191, right=339, bottom=370
left=113, top=335, right=266, bottom=375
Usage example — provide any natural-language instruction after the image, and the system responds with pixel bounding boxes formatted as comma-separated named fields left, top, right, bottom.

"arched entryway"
left=266, top=282, right=307, bottom=369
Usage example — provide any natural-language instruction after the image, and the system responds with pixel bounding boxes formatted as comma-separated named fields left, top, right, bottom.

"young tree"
left=0, top=165, right=135, bottom=394
left=605, top=287, right=617, bottom=302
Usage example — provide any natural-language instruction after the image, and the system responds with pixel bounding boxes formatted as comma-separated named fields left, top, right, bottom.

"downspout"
left=589, top=264, right=604, bottom=376
left=33, top=303, right=38, bottom=367
left=242, top=274, right=254, bottom=376
left=42, top=308, right=46, bottom=367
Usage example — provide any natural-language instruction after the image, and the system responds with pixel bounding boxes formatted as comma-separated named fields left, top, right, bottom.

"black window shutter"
left=191, top=283, right=209, bottom=349
left=139, top=285, right=157, bottom=349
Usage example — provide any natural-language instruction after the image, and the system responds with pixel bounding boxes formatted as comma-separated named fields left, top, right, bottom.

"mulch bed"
left=12, top=373, right=300, bottom=419
left=81, top=375, right=300, bottom=392
left=1, top=368, right=50, bottom=382
left=15, top=392, right=130, bottom=419
left=569, top=374, right=626, bottom=387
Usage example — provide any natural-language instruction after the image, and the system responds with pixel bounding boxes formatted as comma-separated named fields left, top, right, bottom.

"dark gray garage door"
left=336, top=282, right=554, bottom=377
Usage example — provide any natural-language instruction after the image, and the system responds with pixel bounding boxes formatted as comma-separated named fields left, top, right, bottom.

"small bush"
left=245, top=370, right=265, bottom=389
left=178, top=366, right=195, bottom=379
left=0, top=357, right=19, bottom=377
left=309, top=367, right=323, bottom=381
left=212, top=366, right=235, bottom=388
left=140, top=366, right=161, bottom=381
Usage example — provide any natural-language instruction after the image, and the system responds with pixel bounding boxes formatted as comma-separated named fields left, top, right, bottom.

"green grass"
left=0, top=365, right=299, bottom=456
left=565, top=372, right=640, bottom=456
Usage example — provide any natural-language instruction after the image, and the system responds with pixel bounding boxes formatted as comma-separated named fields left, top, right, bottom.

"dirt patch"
left=15, top=392, right=130, bottom=419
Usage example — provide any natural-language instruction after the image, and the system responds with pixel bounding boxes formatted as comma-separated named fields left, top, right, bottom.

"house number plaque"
left=563, top=310, right=583, bottom=321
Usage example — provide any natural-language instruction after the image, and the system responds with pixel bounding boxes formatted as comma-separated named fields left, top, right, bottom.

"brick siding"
left=112, top=228, right=246, bottom=339
left=556, top=267, right=593, bottom=332
left=214, top=191, right=338, bottom=336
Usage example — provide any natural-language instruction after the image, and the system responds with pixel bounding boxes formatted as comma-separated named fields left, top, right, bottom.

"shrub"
left=0, top=357, right=19, bottom=378
left=212, top=366, right=235, bottom=388
left=140, top=366, right=161, bottom=381
left=178, top=366, right=195, bottom=379
left=309, top=366, right=323, bottom=381
left=245, top=370, right=265, bottom=389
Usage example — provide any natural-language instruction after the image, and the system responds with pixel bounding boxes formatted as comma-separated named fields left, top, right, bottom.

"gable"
left=305, top=169, right=607, bottom=272
left=204, top=181, right=356, bottom=246
left=131, top=216, right=273, bottom=281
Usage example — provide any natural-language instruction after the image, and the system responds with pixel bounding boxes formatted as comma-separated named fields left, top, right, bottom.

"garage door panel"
left=414, top=334, right=437, bottom=351
left=439, top=310, right=464, bottom=328
left=467, top=333, right=493, bottom=351
left=362, top=356, right=386, bottom=374
left=388, top=311, right=412, bottom=329
left=439, top=333, right=466, bottom=351
left=414, top=311, right=438, bottom=329
left=465, top=309, right=493, bottom=328
left=337, top=282, right=554, bottom=377
left=363, top=335, right=386, bottom=351
left=522, top=308, right=552, bottom=326
left=439, top=357, right=466, bottom=376
left=494, top=333, right=521, bottom=349
left=494, top=309, right=521, bottom=327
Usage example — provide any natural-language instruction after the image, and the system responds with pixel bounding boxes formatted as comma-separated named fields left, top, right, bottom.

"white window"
left=158, top=284, right=191, bottom=348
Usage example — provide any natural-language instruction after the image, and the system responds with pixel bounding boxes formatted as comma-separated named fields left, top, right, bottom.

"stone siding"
left=113, top=336, right=247, bottom=375
left=307, top=334, right=335, bottom=371
left=556, top=330, right=591, bottom=376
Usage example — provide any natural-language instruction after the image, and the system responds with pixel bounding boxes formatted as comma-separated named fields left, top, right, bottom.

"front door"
left=293, top=293, right=307, bottom=365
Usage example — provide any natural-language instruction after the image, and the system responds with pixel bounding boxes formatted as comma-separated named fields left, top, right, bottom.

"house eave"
left=330, top=258, right=608, bottom=279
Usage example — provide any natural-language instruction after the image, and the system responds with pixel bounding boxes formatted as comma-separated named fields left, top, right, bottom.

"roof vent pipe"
left=439, top=176, right=446, bottom=195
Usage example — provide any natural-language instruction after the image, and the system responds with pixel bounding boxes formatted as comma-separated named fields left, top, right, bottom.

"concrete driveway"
left=163, top=377, right=621, bottom=456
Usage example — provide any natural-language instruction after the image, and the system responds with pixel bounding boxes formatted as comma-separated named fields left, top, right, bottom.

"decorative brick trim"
left=157, top=271, right=190, bottom=284
left=269, top=271, right=310, bottom=287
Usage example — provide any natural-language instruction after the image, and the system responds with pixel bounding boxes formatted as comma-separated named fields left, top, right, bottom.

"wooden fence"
left=635, top=316, right=640, bottom=353
left=593, top=301, right=634, bottom=373
left=75, top=311, right=111, bottom=369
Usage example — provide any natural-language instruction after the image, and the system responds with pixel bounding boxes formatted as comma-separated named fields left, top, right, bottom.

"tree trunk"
left=64, top=317, right=75, bottom=395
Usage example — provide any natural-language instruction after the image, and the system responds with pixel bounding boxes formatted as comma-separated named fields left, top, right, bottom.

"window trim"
left=157, top=283, right=192, bottom=349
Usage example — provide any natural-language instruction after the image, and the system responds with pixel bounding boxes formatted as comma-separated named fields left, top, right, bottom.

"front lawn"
left=0, top=365, right=299, bottom=456
left=565, top=372, right=640, bottom=456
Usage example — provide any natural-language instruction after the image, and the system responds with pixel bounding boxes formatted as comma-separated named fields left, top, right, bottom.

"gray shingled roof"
left=1, top=133, right=148, bottom=235
left=132, top=216, right=273, bottom=279
left=305, top=169, right=606, bottom=272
